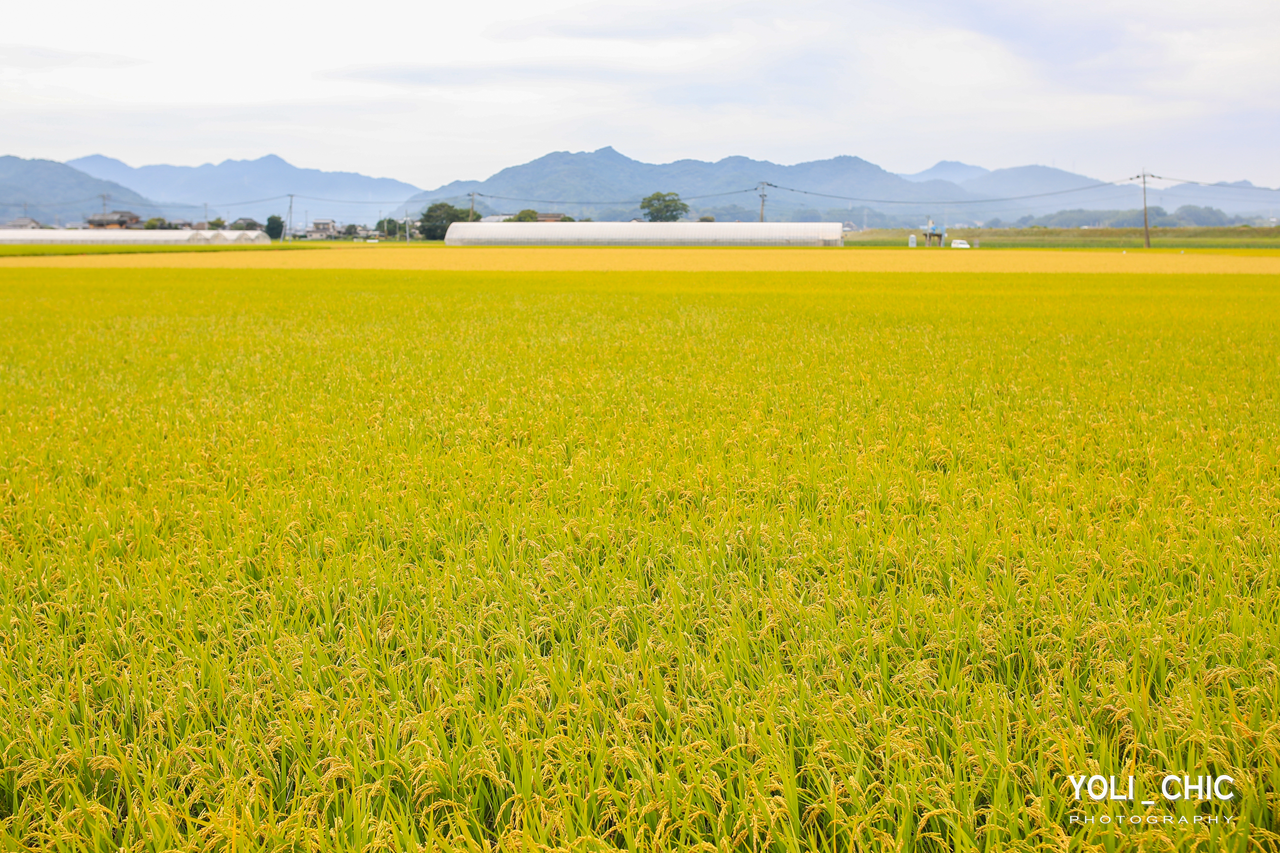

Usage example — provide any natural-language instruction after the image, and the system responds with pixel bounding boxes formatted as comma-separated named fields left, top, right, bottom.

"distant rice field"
left=1, top=266, right=1277, bottom=851
left=843, top=226, right=1280, bottom=249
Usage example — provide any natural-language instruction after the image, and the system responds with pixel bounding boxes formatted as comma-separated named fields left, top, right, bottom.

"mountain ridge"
left=2, top=149, right=1274, bottom=227
left=900, top=160, right=991, bottom=184
left=67, top=154, right=422, bottom=226
left=0, top=156, right=159, bottom=225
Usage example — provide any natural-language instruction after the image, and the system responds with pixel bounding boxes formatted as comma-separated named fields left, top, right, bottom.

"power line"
left=764, top=179, right=1137, bottom=206
left=1142, top=175, right=1280, bottom=192
left=9, top=172, right=1276, bottom=219
left=469, top=187, right=760, bottom=207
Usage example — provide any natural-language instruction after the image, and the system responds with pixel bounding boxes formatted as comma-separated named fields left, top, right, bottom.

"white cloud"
left=0, top=0, right=1277, bottom=186
left=0, top=44, right=144, bottom=70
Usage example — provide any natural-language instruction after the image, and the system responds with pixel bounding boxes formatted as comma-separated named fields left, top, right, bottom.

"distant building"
left=306, top=218, right=338, bottom=239
left=230, top=217, right=263, bottom=231
left=536, top=213, right=569, bottom=222
left=1, top=216, right=41, bottom=229
left=87, top=210, right=141, bottom=229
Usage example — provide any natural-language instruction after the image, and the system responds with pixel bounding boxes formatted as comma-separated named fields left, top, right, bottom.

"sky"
left=2, top=0, right=1278, bottom=189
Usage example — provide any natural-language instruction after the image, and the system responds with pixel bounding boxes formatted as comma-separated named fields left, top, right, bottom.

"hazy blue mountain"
left=407, top=150, right=1279, bottom=223
left=11, top=150, right=1270, bottom=228
left=1005, top=204, right=1251, bottom=229
left=0, top=156, right=159, bottom=225
left=961, top=164, right=1118, bottom=196
left=956, top=164, right=1145, bottom=216
left=402, top=148, right=1258, bottom=224
left=1134, top=180, right=1280, bottom=218
left=396, top=147, right=984, bottom=221
left=67, top=154, right=422, bottom=226
left=900, top=161, right=990, bottom=183
left=956, top=166, right=1279, bottom=218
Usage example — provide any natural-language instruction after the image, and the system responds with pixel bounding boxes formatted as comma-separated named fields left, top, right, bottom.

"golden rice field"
left=1, top=257, right=1278, bottom=852
left=3, top=244, right=1280, bottom=275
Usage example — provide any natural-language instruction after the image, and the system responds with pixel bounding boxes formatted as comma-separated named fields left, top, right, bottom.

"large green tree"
left=639, top=192, right=689, bottom=222
left=504, top=209, right=539, bottom=222
left=264, top=215, right=284, bottom=240
left=419, top=202, right=476, bottom=240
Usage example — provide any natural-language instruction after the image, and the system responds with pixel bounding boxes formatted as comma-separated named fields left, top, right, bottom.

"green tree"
left=419, top=202, right=475, bottom=240
left=143, top=217, right=167, bottom=230
left=208, top=217, right=226, bottom=230
left=504, top=209, right=539, bottom=222
left=265, top=215, right=285, bottom=240
left=375, top=218, right=399, bottom=238
left=640, top=192, right=689, bottom=222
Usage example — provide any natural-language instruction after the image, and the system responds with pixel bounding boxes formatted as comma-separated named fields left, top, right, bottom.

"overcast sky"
left=3, top=0, right=1278, bottom=189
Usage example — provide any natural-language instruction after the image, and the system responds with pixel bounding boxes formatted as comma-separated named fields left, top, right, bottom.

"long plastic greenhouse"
left=0, top=230, right=271, bottom=245
left=444, top=221, right=844, bottom=247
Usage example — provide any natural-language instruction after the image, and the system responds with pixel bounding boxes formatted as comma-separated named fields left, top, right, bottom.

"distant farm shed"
left=444, top=221, right=844, bottom=247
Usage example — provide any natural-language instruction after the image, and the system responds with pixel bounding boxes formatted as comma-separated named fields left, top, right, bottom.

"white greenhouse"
left=0, top=230, right=272, bottom=245
left=444, top=221, right=844, bottom=247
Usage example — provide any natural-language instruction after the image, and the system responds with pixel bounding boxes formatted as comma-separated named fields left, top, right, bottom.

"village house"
left=87, top=210, right=141, bottom=229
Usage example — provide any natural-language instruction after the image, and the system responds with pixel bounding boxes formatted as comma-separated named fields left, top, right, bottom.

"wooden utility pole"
left=1141, top=171, right=1151, bottom=249
left=469, top=192, right=476, bottom=221
left=758, top=183, right=768, bottom=222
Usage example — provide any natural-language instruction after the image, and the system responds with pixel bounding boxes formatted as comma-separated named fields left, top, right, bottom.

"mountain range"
left=399, top=148, right=1279, bottom=224
left=0, top=156, right=160, bottom=226
left=2, top=150, right=1277, bottom=228
left=67, top=155, right=420, bottom=227
left=398, top=148, right=1134, bottom=222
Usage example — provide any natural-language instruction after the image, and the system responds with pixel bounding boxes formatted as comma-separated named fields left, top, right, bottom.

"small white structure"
left=445, top=221, right=844, bottom=247
left=950, top=239, right=971, bottom=249
left=0, top=229, right=272, bottom=245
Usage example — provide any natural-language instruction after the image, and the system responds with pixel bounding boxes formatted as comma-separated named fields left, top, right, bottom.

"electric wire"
left=470, top=187, right=761, bottom=206
left=7, top=174, right=1277, bottom=219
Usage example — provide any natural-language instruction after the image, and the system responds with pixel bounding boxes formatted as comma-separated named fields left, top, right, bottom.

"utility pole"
left=1141, top=171, right=1151, bottom=249
left=286, top=194, right=294, bottom=242
left=469, top=192, right=476, bottom=221
left=204, top=202, right=209, bottom=226
left=99, top=194, right=110, bottom=215
left=757, top=182, right=769, bottom=222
